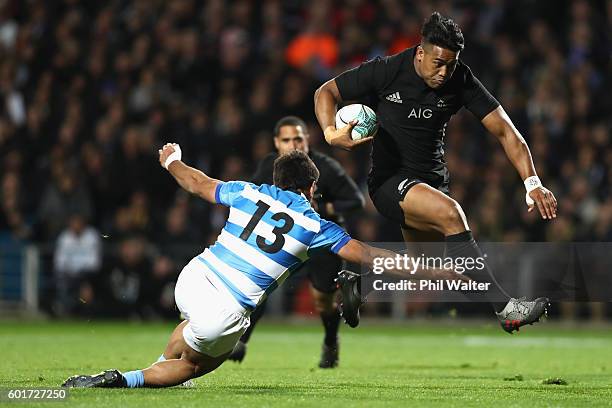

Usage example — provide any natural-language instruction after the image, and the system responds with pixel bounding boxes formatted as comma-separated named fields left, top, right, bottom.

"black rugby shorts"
left=368, top=172, right=450, bottom=228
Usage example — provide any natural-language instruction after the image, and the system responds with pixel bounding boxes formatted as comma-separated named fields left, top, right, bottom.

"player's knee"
left=191, top=361, right=209, bottom=379
left=180, top=341, right=226, bottom=379
left=438, top=200, right=467, bottom=233
left=180, top=352, right=209, bottom=380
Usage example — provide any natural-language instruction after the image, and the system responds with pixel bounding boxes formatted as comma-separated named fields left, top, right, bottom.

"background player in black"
left=228, top=116, right=365, bottom=366
left=314, top=12, right=556, bottom=332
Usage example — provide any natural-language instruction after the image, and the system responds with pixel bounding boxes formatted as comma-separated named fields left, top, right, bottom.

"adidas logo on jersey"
left=385, top=92, right=402, bottom=104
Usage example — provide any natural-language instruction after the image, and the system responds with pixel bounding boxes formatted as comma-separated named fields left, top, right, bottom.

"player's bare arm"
left=481, top=107, right=558, bottom=220
left=314, top=79, right=373, bottom=151
left=158, top=143, right=221, bottom=204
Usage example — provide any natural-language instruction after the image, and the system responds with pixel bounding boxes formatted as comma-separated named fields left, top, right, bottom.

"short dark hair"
left=273, top=150, right=319, bottom=193
left=273, top=116, right=308, bottom=138
left=421, top=12, right=464, bottom=52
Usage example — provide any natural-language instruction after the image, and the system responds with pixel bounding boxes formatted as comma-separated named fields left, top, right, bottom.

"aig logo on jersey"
left=408, top=107, right=433, bottom=119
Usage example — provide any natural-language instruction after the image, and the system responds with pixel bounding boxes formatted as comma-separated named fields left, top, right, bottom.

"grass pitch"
left=1, top=320, right=611, bottom=407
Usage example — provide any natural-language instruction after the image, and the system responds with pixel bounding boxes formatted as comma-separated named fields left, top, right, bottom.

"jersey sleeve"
left=215, top=181, right=249, bottom=207
left=335, top=56, right=395, bottom=100
left=461, top=66, right=500, bottom=120
left=309, top=219, right=352, bottom=254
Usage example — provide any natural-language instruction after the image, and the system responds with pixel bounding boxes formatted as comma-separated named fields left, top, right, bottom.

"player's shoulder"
left=436, top=59, right=475, bottom=96
left=374, top=48, right=412, bottom=71
left=257, top=184, right=314, bottom=211
left=453, top=59, right=476, bottom=84
left=222, top=180, right=254, bottom=191
left=390, top=47, right=413, bottom=63
left=354, top=48, right=411, bottom=78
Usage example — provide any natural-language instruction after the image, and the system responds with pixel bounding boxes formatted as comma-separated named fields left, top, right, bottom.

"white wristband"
left=163, top=144, right=182, bottom=169
left=524, top=176, right=542, bottom=206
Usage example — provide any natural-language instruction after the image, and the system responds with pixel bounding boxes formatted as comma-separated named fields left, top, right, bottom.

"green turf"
left=1, top=320, right=611, bottom=407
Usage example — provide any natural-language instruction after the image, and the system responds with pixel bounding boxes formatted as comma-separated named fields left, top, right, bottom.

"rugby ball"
left=335, top=104, right=378, bottom=141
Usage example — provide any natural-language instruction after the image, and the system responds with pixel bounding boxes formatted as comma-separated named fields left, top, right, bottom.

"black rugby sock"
left=445, top=230, right=508, bottom=312
left=321, top=310, right=341, bottom=347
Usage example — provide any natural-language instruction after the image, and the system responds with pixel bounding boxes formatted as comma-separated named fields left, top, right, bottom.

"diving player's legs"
left=158, top=320, right=188, bottom=361
left=139, top=276, right=250, bottom=388
left=63, top=257, right=251, bottom=387
left=61, top=319, right=233, bottom=388
left=141, top=332, right=230, bottom=387
left=152, top=320, right=195, bottom=387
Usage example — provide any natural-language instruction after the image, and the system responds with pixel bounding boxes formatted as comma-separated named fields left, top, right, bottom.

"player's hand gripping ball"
left=335, top=104, right=378, bottom=141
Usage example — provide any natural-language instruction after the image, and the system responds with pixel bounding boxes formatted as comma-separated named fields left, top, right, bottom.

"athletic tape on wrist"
left=164, top=147, right=182, bottom=169
left=524, top=176, right=541, bottom=206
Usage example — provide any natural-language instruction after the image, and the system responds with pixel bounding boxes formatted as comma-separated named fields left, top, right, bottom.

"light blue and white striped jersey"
left=196, top=181, right=352, bottom=311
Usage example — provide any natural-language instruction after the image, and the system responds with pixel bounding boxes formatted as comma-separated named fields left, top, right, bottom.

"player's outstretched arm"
left=481, top=106, right=558, bottom=220
left=158, top=143, right=221, bottom=204
left=314, top=79, right=373, bottom=151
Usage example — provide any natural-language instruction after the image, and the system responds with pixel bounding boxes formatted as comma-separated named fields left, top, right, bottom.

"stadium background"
left=0, top=0, right=609, bottom=320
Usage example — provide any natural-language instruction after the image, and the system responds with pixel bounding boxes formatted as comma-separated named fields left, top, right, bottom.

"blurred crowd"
left=0, top=0, right=609, bottom=317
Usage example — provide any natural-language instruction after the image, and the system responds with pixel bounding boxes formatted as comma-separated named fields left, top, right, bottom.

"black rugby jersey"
left=335, top=47, right=499, bottom=185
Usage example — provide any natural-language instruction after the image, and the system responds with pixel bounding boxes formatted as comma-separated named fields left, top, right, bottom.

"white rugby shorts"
left=174, top=256, right=251, bottom=357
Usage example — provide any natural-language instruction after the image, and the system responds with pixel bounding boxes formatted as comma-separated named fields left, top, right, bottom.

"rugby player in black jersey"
left=314, top=12, right=557, bottom=333
left=227, top=116, right=365, bottom=367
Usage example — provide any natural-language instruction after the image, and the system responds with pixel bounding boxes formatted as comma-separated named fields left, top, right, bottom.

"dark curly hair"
left=421, top=12, right=464, bottom=52
left=273, top=150, right=319, bottom=193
